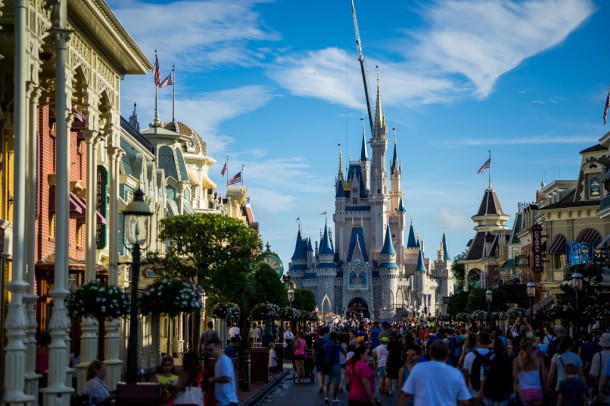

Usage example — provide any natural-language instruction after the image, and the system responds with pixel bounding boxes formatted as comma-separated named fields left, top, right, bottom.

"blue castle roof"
left=442, top=233, right=450, bottom=261
left=407, top=223, right=417, bottom=248
left=319, top=223, right=334, bottom=255
left=381, top=225, right=396, bottom=255
left=291, top=229, right=307, bottom=261
left=415, top=249, right=427, bottom=272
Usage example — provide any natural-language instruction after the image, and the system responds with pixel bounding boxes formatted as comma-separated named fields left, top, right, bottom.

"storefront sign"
left=96, top=166, right=108, bottom=249
left=531, top=224, right=543, bottom=273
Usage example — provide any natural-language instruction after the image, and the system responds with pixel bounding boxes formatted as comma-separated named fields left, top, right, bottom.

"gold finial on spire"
left=374, top=66, right=384, bottom=133
left=441, top=219, right=445, bottom=232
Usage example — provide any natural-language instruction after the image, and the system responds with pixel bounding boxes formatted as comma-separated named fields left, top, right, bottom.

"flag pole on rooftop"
left=172, top=66, right=176, bottom=122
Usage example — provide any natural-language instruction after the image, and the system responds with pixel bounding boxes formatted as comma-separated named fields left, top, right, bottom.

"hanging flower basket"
left=505, top=307, right=528, bottom=320
left=250, top=302, right=280, bottom=320
left=545, top=303, right=574, bottom=321
left=492, top=311, right=507, bottom=320
left=471, top=310, right=488, bottom=322
left=66, top=281, right=130, bottom=321
left=455, top=312, right=471, bottom=322
left=211, top=302, right=241, bottom=323
left=280, top=306, right=299, bottom=321
left=139, top=278, right=204, bottom=317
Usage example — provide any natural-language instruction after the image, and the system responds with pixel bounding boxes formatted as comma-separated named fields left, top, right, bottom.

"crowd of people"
left=280, top=317, right=610, bottom=406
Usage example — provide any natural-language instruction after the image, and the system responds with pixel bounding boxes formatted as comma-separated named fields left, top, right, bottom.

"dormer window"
left=588, top=175, right=601, bottom=199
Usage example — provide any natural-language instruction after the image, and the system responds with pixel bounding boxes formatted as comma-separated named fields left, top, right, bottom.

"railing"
left=600, top=194, right=610, bottom=213
left=347, top=284, right=368, bottom=291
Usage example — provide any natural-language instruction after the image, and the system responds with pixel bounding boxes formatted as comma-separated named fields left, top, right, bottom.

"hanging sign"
left=531, top=224, right=543, bottom=273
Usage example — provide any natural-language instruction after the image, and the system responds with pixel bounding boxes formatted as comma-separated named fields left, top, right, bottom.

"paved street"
left=254, top=362, right=394, bottom=406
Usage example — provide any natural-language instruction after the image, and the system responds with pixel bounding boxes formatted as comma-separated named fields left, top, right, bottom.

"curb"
left=241, top=369, right=291, bottom=406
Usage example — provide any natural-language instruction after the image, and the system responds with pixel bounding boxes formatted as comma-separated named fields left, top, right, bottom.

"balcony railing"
left=600, top=194, right=610, bottom=213
left=347, top=284, right=368, bottom=291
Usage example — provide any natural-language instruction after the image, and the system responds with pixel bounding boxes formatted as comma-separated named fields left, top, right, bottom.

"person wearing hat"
left=379, top=321, right=390, bottom=344
left=373, top=336, right=390, bottom=396
left=590, top=332, right=610, bottom=405
left=592, top=324, right=603, bottom=344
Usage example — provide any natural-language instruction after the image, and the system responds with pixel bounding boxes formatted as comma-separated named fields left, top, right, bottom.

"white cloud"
left=269, top=0, right=594, bottom=108
left=107, top=0, right=280, bottom=71
left=120, top=75, right=275, bottom=155
left=454, top=134, right=597, bottom=146
left=439, top=207, right=472, bottom=231
left=408, top=0, right=594, bottom=98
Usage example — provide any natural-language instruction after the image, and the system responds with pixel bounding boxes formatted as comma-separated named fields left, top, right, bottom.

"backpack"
left=471, top=350, right=513, bottom=401
left=448, top=336, right=464, bottom=365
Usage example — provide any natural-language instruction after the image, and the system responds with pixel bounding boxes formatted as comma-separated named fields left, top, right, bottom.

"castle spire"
left=319, top=222, right=334, bottom=255
left=291, top=228, right=306, bottom=261
left=360, top=120, right=368, bottom=161
left=391, top=129, right=398, bottom=173
left=407, top=218, right=417, bottom=248
left=373, top=68, right=384, bottom=134
left=380, top=224, right=396, bottom=255
left=415, top=248, right=427, bottom=272
left=441, top=220, right=450, bottom=261
left=338, top=143, right=345, bottom=182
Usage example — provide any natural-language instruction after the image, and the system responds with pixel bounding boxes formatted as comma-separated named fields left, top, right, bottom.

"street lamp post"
left=571, top=271, right=583, bottom=334
left=123, top=189, right=153, bottom=384
left=527, top=280, right=536, bottom=321
left=485, top=289, right=493, bottom=328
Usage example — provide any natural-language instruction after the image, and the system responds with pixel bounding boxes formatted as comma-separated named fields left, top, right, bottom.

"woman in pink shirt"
left=348, top=346, right=378, bottom=406
left=294, top=331, right=307, bottom=383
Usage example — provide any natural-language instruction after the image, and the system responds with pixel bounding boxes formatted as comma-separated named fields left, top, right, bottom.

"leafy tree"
left=451, top=250, right=467, bottom=290
left=447, top=290, right=468, bottom=317
left=292, top=288, right=316, bottom=312
left=147, top=213, right=261, bottom=305
left=249, top=262, right=288, bottom=308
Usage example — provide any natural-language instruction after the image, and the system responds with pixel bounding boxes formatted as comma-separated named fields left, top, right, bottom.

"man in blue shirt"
left=369, top=321, right=382, bottom=350
left=206, top=338, right=238, bottom=406
left=313, top=327, right=329, bottom=394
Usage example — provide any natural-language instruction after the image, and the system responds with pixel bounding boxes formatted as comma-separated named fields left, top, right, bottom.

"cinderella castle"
left=288, top=75, right=456, bottom=321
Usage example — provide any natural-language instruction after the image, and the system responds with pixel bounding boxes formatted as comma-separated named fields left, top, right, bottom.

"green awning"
left=500, top=258, right=516, bottom=270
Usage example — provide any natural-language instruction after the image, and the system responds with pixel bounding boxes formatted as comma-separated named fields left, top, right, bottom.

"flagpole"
left=154, top=50, right=159, bottom=124
left=488, top=149, right=492, bottom=188
left=241, top=164, right=245, bottom=186
left=172, top=65, right=176, bottom=122
left=226, top=156, right=229, bottom=187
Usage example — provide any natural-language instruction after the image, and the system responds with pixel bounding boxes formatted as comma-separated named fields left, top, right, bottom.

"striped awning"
left=597, top=233, right=610, bottom=249
left=576, top=228, right=602, bottom=245
left=183, top=201, right=195, bottom=214
left=547, top=234, right=567, bottom=254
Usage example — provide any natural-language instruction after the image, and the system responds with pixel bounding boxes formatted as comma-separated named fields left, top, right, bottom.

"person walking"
left=284, top=326, right=295, bottom=361
left=590, top=333, right=610, bottom=406
left=323, top=331, right=346, bottom=404
left=385, top=331, right=404, bottom=400
left=294, top=331, right=307, bottom=383
left=249, top=323, right=262, bottom=346
left=206, top=338, right=238, bottom=406
left=313, top=327, right=329, bottom=394
left=463, top=331, right=492, bottom=399
left=152, top=356, right=179, bottom=406
left=372, top=336, right=389, bottom=396
left=396, top=345, right=421, bottom=406
left=513, top=336, right=546, bottom=406
left=347, top=346, right=379, bottom=406
left=398, top=340, right=470, bottom=406
left=199, top=321, right=219, bottom=356
left=548, top=336, right=585, bottom=400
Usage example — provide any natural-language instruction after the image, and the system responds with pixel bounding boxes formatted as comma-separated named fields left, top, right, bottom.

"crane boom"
left=351, top=0, right=374, bottom=134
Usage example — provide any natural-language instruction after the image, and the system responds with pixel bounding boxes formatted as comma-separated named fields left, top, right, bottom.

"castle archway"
left=347, top=297, right=369, bottom=319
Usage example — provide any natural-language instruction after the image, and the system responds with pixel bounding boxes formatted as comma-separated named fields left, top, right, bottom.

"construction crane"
left=351, top=0, right=374, bottom=135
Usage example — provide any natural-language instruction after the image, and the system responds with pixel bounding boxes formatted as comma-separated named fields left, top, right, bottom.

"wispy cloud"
left=408, top=0, right=594, bottom=98
left=107, top=0, right=280, bottom=71
left=270, top=0, right=594, bottom=108
left=455, top=134, right=597, bottom=146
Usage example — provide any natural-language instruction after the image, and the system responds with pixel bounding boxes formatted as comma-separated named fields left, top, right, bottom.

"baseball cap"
left=381, top=337, right=389, bottom=344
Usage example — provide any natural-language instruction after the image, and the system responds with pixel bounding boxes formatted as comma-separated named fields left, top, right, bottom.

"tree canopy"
left=147, top=213, right=261, bottom=305
left=292, top=288, right=316, bottom=312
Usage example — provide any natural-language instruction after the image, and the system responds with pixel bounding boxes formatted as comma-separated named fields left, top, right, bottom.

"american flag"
left=220, top=162, right=227, bottom=176
left=477, top=158, right=491, bottom=174
left=228, top=171, right=242, bottom=186
left=159, top=73, right=173, bottom=88
left=604, top=90, right=610, bottom=124
left=152, top=53, right=160, bottom=86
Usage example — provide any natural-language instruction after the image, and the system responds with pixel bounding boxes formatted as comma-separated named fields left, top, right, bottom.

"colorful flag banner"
left=477, top=158, right=491, bottom=174
left=604, top=90, right=610, bottom=125
left=153, top=53, right=160, bottom=86
left=159, top=73, right=173, bottom=88
left=228, top=171, right=242, bottom=186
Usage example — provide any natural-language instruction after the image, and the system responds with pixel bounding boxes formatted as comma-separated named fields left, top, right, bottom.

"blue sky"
left=108, top=0, right=609, bottom=269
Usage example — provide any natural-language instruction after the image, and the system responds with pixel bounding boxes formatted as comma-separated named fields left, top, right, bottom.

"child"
left=556, top=363, right=587, bottom=406
left=152, top=356, right=179, bottom=406
left=268, top=342, right=278, bottom=380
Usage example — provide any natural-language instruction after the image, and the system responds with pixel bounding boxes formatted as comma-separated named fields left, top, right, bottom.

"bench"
left=115, top=383, right=163, bottom=406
